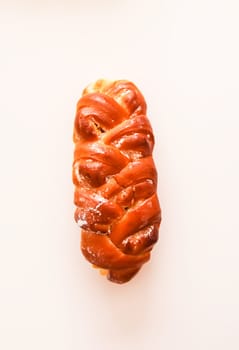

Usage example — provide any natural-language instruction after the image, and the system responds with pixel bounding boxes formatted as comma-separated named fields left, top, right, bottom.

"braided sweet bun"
left=73, top=79, right=161, bottom=283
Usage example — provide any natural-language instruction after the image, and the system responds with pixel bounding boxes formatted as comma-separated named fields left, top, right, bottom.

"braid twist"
left=73, top=80, right=161, bottom=283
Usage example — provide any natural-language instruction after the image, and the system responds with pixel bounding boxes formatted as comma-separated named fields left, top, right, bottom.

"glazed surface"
left=73, top=80, right=161, bottom=283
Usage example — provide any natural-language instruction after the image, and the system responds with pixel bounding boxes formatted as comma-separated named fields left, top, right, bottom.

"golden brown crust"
left=73, top=79, right=161, bottom=283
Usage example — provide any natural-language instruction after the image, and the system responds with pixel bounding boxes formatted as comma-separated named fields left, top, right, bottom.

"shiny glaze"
left=73, top=80, right=161, bottom=283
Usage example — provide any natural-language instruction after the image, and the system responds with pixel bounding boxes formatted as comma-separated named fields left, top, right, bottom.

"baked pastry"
left=73, top=79, right=161, bottom=283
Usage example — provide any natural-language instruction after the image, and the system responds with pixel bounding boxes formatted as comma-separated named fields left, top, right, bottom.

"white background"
left=0, top=0, right=239, bottom=349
